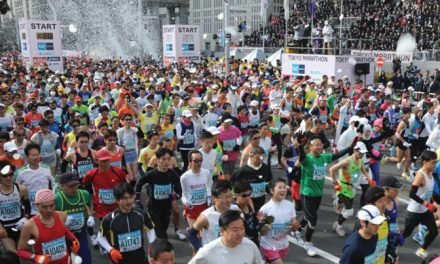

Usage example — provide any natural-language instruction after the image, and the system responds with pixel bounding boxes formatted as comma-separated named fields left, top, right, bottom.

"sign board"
left=162, top=25, right=201, bottom=66
left=19, top=19, right=63, bottom=72
left=281, top=54, right=374, bottom=85
left=350, top=50, right=413, bottom=63
left=376, top=57, right=385, bottom=68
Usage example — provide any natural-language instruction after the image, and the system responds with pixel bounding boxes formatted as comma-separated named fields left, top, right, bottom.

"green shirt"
left=327, top=95, right=337, bottom=114
left=55, top=189, right=91, bottom=233
left=71, top=104, right=89, bottom=114
left=338, top=156, right=363, bottom=198
left=300, top=153, right=333, bottom=197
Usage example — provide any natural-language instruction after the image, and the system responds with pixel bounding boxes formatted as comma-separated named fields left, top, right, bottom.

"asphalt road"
left=88, top=163, right=438, bottom=264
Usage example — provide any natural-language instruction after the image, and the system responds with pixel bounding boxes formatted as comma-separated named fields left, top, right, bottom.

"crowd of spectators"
left=245, top=0, right=440, bottom=53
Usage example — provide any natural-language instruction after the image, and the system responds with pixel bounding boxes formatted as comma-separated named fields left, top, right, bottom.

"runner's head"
left=104, top=130, right=118, bottom=148
left=114, top=182, right=135, bottom=213
left=381, top=176, right=402, bottom=199
left=188, top=150, right=203, bottom=171
left=0, top=161, right=15, bottom=187
left=150, top=240, right=175, bottom=264
left=364, top=186, right=386, bottom=213
left=357, top=204, right=386, bottom=236
left=219, top=210, right=245, bottom=248
left=269, top=177, right=287, bottom=201
left=147, top=130, right=160, bottom=147
left=249, top=146, right=264, bottom=167
left=200, top=130, right=214, bottom=151
left=59, top=172, right=80, bottom=195
left=35, top=189, right=56, bottom=217
left=233, top=179, right=252, bottom=206
left=155, top=147, right=173, bottom=171
left=24, top=143, right=40, bottom=166
left=96, top=148, right=112, bottom=171
left=309, top=136, right=323, bottom=155
left=211, top=180, right=232, bottom=211
left=420, top=150, right=437, bottom=172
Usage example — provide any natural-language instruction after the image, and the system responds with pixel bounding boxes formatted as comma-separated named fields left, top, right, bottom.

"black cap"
left=182, top=94, right=190, bottom=100
left=303, top=113, right=312, bottom=120
left=364, top=186, right=385, bottom=204
left=59, top=172, right=80, bottom=185
left=381, top=176, right=403, bottom=189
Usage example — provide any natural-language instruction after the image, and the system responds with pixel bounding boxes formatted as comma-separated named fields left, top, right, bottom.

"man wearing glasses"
left=232, top=146, right=273, bottom=212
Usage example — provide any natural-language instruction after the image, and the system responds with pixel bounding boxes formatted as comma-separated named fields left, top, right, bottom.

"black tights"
left=403, top=211, right=438, bottom=250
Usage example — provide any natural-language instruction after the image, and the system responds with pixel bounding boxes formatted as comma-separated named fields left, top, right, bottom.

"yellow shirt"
left=374, top=215, right=389, bottom=264
left=161, top=124, right=175, bottom=139
left=138, top=145, right=159, bottom=171
left=305, top=89, right=317, bottom=108
left=138, top=112, right=159, bottom=135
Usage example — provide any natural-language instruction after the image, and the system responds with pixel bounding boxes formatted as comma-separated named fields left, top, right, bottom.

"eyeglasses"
left=239, top=192, right=252, bottom=198
left=191, top=159, right=203, bottom=163
left=124, top=119, right=132, bottom=121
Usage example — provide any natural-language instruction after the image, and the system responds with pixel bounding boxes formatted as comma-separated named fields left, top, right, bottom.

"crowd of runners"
left=0, top=51, right=439, bottom=264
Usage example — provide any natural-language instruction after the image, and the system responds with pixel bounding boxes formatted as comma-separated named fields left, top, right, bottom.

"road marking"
left=324, top=176, right=410, bottom=204
left=288, top=235, right=340, bottom=263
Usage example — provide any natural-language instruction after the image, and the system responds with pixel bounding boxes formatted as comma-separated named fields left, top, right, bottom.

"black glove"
left=357, top=124, right=364, bottom=134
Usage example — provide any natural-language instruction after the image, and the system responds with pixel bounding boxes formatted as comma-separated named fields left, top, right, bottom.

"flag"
left=260, top=0, right=268, bottom=21
left=309, top=0, right=315, bottom=18
left=284, top=0, right=290, bottom=21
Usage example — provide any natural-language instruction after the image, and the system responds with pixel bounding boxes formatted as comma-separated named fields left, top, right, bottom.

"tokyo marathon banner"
left=162, top=25, right=201, bottom=66
left=350, top=50, right=413, bottom=63
left=19, top=19, right=63, bottom=72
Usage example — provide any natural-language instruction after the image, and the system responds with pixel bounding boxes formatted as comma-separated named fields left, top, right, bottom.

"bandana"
left=35, top=189, right=55, bottom=204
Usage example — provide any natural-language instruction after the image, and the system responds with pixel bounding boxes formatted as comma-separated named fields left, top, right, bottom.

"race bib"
left=183, top=133, right=195, bottom=145
left=250, top=182, right=266, bottom=198
left=190, top=187, right=207, bottom=204
left=67, top=212, right=85, bottom=231
left=98, top=189, right=115, bottom=204
left=241, top=122, right=249, bottom=129
left=0, top=201, right=21, bottom=221
left=320, top=114, right=327, bottom=123
left=153, top=184, right=172, bottom=200
left=312, top=164, right=326, bottom=180
left=118, top=230, right=142, bottom=253
left=271, top=221, right=290, bottom=240
left=77, top=163, right=94, bottom=179
left=352, top=173, right=362, bottom=187
left=222, top=139, right=236, bottom=151
left=42, top=237, right=67, bottom=261
left=164, top=130, right=174, bottom=139
left=111, top=160, right=122, bottom=168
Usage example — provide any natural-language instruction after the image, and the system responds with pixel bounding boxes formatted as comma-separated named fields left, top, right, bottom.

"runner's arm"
left=188, top=215, right=208, bottom=252
left=16, top=221, right=36, bottom=260
left=409, top=171, right=426, bottom=204
left=331, top=146, right=351, bottom=161
left=329, top=159, right=348, bottom=184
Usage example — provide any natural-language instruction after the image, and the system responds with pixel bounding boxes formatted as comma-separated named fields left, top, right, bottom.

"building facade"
left=189, top=0, right=285, bottom=51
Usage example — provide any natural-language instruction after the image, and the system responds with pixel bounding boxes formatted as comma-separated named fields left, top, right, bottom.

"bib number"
left=42, top=237, right=67, bottom=261
left=118, top=230, right=142, bottom=252
left=98, top=189, right=115, bottom=204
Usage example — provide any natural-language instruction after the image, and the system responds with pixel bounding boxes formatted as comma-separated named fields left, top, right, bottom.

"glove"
left=333, top=182, right=341, bottom=192
left=287, top=167, right=293, bottom=174
left=424, top=201, right=437, bottom=213
left=15, top=217, right=28, bottom=230
left=110, top=248, right=123, bottom=263
left=368, top=179, right=376, bottom=186
left=71, top=239, right=80, bottom=254
left=87, top=216, right=95, bottom=228
left=33, top=254, right=51, bottom=264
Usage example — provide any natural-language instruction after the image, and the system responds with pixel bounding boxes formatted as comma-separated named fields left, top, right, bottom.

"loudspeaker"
left=355, top=63, right=370, bottom=75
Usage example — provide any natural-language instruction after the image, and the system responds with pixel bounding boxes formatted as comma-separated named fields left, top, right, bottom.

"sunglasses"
left=15, top=133, right=25, bottom=137
left=239, top=192, right=252, bottom=198
left=72, top=125, right=79, bottom=128
left=0, top=173, right=13, bottom=178
left=191, top=159, right=203, bottom=163
left=252, top=137, right=260, bottom=140
left=124, top=119, right=132, bottom=121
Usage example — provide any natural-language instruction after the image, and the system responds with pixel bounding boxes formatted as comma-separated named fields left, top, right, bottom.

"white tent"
left=242, top=49, right=265, bottom=61
left=266, top=48, right=283, bottom=66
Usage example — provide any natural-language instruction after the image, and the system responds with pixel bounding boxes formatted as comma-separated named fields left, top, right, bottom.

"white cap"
left=349, top=115, right=360, bottom=124
left=368, top=96, right=377, bottom=101
left=250, top=100, right=259, bottom=107
left=408, top=86, right=415, bottom=92
left=367, top=86, right=375, bottom=91
left=182, top=109, right=193, bottom=118
left=354, top=141, right=368, bottom=153
left=357, top=204, right=387, bottom=225
left=251, top=83, right=258, bottom=89
left=4, top=142, right=18, bottom=153
left=271, top=104, right=281, bottom=110
left=0, top=103, right=5, bottom=108
left=206, top=126, right=220, bottom=135
left=145, top=103, right=154, bottom=108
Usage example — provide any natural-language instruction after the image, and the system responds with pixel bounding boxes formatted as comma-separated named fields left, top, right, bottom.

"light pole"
left=339, top=0, right=343, bottom=55
left=224, top=0, right=230, bottom=73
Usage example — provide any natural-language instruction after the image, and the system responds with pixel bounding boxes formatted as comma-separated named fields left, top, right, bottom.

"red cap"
left=74, top=96, right=82, bottom=102
left=96, top=148, right=112, bottom=161
left=100, top=84, right=106, bottom=90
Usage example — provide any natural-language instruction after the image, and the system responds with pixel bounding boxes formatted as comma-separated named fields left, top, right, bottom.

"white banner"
left=162, top=25, right=201, bottom=66
left=282, top=54, right=375, bottom=84
left=19, top=19, right=63, bottom=72
left=350, top=50, right=413, bottom=63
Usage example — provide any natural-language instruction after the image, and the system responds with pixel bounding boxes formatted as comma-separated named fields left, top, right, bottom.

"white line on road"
left=288, top=235, right=340, bottom=263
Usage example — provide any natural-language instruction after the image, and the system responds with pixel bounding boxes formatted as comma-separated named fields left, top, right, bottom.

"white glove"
left=87, top=216, right=95, bottom=228
left=15, top=217, right=28, bottom=230
left=287, top=167, right=293, bottom=174
left=403, top=142, right=412, bottom=148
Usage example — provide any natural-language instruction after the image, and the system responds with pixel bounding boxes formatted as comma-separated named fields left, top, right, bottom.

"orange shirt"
left=0, top=154, right=25, bottom=169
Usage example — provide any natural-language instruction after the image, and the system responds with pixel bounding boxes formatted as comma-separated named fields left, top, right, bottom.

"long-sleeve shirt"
left=420, top=112, right=437, bottom=138
left=180, top=168, right=212, bottom=206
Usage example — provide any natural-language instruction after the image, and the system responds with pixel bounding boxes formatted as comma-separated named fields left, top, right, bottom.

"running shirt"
left=74, top=149, right=95, bottom=180
left=100, top=207, right=155, bottom=263
left=407, top=169, right=434, bottom=213
left=0, top=184, right=24, bottom=228
left=180, top=168, right=212, bottom=206
left=33, top=212, right=69, bottom=264
left=55, top=189, right=91, bottom=233
left=117, top=127, right=138, bottom=164
left=138, top=145, right=159, bottom=171
left=259, top=199, right=296, bottom=251
left=338, top=157, right=363, bottom=198
left=371, top=216, right=389, bottom=264
left=108, top=146, right=124, bottom=168
left=31, top=132, right=58, bottom=167
left=199, top=148, right=217, bottom=177
left=200, top=204, right=240, bottom=246
left=300, top=153, right=333, bottom=197
left=248, top=110, right=260, bottom=128
left=16, top=164, right=56, bottom=215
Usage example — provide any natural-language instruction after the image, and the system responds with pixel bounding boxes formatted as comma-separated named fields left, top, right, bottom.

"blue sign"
left=37, top=42, right=54, bottom=51
left=292, top=64, right=305, bottom=74
left=165, top=44, right=173, bottom=51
